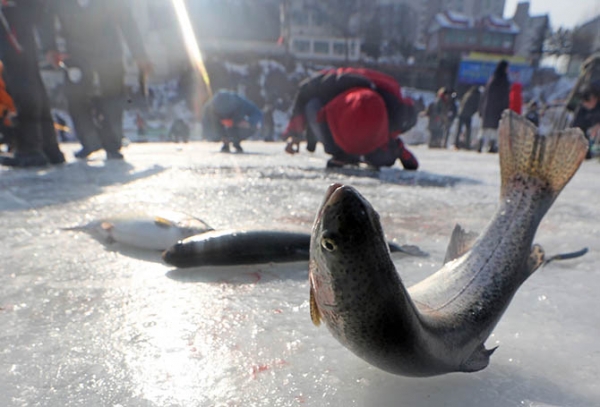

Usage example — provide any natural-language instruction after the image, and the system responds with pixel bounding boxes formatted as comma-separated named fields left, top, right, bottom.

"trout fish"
left=309, top=111, right=588, bottom=377
left=162, top=230, right=425, bottom=268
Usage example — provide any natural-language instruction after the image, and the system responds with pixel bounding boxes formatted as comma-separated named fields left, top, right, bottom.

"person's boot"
left=398, top=146, right=419, bottom=170
left=477, top=139, right=484, bottom=153
left=488, top=140, right=498, bottom=153
left=306, top=131, right=317, bottom=153
left=326, top=155, right=360, bottom=169
left=106, top=150, right=124, bottom=160
left=44, top=146, right=66, bottom=165
left=74, top=147, right=99, bottom=159
left=220, top=143, right=231, bottom=153
left=0, top=151, right=49, bottom=168
left=233, top=142, right=243, bottom=153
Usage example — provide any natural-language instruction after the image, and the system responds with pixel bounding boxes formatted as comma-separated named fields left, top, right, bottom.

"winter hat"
left=321, top=87, right=388, bottom=155
left=582, top=80, right=600, bottom=100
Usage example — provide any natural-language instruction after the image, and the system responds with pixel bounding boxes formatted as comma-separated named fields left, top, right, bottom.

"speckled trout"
left=309, top=111, right=588, bottom=377
left=162, top=230, right=426, bottom=268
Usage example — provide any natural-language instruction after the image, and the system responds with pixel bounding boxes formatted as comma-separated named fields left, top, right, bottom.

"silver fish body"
left=66, top=210, right=213, bottom=251
left=309, top=111, right=588, bottom=377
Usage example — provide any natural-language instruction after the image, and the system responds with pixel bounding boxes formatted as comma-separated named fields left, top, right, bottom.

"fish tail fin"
left=499, top=110, right=588, bottom=200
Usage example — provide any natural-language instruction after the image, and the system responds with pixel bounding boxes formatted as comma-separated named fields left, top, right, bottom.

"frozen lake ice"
left=1, top=141, right=598, bottom=407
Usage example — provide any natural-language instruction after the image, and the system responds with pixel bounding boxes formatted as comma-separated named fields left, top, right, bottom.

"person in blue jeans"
left=201, top=90, right=263, bottom=153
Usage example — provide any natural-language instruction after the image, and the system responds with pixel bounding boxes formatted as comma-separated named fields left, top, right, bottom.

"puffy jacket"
left=509, top=83, right=523, bottom=115
left=284, top=68, right=413, bottom=140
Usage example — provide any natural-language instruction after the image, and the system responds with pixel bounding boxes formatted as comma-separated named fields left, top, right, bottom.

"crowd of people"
left=0, top=2, right=597, bottom=170
left=0, top=0, right=153, bottom=167
left=424, top=59, right=600, bottom=158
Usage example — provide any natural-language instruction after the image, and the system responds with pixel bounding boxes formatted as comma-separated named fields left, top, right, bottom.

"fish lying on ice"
left=162, top=230, right=426, bottom=268
left=64, top=210, right=214, bottom=251
left=309, top=111, right=588, bottom=377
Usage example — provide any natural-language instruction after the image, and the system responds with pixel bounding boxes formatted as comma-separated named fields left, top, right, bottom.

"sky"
left=503, top=0, right=600, bottom=29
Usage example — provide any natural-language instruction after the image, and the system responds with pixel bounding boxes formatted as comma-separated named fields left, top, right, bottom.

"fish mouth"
left=315, top=183, right=386, bottom=248
left=162, top=242, right=191, bottom=268
left=324, top=183, right=345, bottom=205
left=315, top=183, right=345, bottom=223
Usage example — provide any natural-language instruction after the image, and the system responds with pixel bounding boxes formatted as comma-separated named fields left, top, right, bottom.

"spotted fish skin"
left=309, top=111, right=588, bottom=377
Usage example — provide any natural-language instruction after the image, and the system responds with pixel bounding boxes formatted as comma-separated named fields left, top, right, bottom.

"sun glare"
left=171, top=0, right=212, bottom=95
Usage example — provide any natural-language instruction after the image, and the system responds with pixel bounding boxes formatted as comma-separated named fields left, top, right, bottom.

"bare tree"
left=543, top=27, right=573, bottom=56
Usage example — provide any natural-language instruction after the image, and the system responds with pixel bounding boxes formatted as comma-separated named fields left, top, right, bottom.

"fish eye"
left=321, top=237, right=337, bottom=252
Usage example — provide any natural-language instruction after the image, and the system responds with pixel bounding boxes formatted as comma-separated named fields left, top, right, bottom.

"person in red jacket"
left=509, top=82, right=523, bottom=115
left=282, top=68, right=418, bottom=170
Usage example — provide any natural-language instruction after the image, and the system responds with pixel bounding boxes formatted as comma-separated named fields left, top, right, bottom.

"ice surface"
left=1, top=142, right=598, bottom=407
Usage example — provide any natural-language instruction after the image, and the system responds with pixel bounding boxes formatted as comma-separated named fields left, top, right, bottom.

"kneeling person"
left=201, top=90, right=263, bottom=153
left=283, top=68, right=418, bottom=170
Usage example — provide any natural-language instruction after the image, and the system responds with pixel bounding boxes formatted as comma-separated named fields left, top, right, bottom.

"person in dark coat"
left=261, top=104, right=275, bottom=142
left=0, top=1, right=66, bottom=168
left=442, top=90, right=458, bottom=148
left=571, top=81, right=600, bottom=159
left=201, top=90, right=263, bottom=153
left=41, top=0, right=152, bottom=160
left=478, top=60, right=510, bottom=153
left=168, top=118, right=191, bottom=143
left=427, top=88, right=452, bottom=149
left=525, top=101, right=540, bottom=127
left=453, top=86, right=481, bottom=150
left=282, top=67, right=418, bottom=170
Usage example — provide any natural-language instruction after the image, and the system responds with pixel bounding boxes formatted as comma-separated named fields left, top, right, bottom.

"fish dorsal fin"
left=154, top=216, right=175, bottom=229
left=309, top=260, right=322, bottom=327
left=444, top=224, right=478, bottom=264
left=527, top=244, right=546, bottom=275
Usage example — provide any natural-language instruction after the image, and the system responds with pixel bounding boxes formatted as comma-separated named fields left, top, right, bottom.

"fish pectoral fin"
left=443, top=224, right=479, bottom=264
left=527, top=244, right=546, bottom=274
left=310, top=286, right=322, bottom=327
left=154, top=216, right=176, bottom=229
left=309, top=261, right=322, bottom=327
left=460, top=344, right=498, bottom=373
left=543, top=247, right=588, bottom=266
left=100, top=222, right=116, bottom=244
left=390, top=243, right=429, bottom=257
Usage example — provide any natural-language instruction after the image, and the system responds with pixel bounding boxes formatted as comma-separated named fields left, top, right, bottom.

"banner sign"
left=458, top=60, right=534, bottom=86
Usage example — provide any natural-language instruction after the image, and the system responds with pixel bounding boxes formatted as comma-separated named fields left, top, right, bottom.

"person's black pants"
left=0, top=7, right=62, bottom=159
left=454, top=116, right=472, bottom=149
left=64, top=57, right=124, bottom=153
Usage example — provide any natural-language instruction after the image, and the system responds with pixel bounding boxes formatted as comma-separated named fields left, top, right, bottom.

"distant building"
left=129, top=0, right=286, bottom=80
left=566, top=15, right=600, bottom=76
left=283, top=0, right=363, bottom=61
left=426, top=11, right=519, bottom=57
left=376, top=1, right=419, bottom=46
left=444, top=0, right=505, bottom=18
left=416, top=0, right=506, bottom=45
left=129, top=0, right=212, bottom=81
left=511, top=2, right=550, bottom=67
